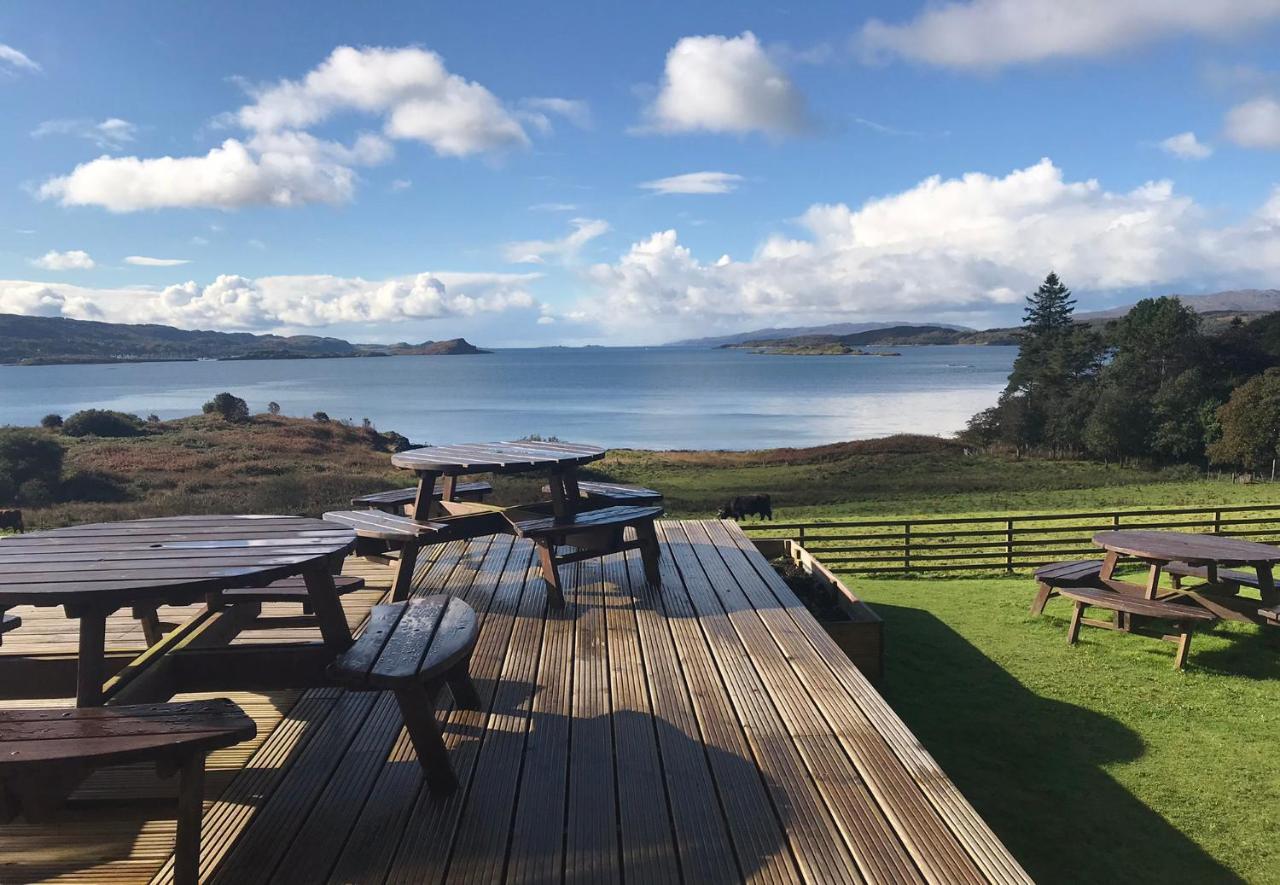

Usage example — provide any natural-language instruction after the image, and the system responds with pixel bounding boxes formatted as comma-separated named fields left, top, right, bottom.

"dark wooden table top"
left=0, top=515, right=355, bottom=608
left=1092, top=530, right=1280, bottom=566
left=391, top=440, right=605, bottom=475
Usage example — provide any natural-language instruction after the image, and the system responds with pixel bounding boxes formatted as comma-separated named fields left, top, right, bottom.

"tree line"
left=964, top=273, right=1280, bottom=470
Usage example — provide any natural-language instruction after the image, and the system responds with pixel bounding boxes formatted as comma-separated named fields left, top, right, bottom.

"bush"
left=147, top=414, right=161, bottom=423
left=0, top=428, right=65, bottom=504
left=59, top=470, right=132, bottom=503
left=267, top=401, right=281, bottom=416
left=40, top=413, right=63, bottom=429
left=313, top=411, right=331, bottom=423
left=62, top=409, right=144, bottom=438
left=202, top=392, right=250, bottom=423
left=16, top=479, right=54, bottom=507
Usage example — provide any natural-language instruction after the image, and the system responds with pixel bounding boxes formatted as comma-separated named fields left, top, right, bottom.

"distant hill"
left=0, top=313, right=490, bottom=365
left=724, top=324, right=1022, bottom=350
left=666, top=321, right=972, bottom=348
left=1077, top=289, right=1280, bottom=320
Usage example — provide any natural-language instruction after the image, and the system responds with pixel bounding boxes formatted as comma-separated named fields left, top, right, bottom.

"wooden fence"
left=740, top=503, right=1280, bottom=574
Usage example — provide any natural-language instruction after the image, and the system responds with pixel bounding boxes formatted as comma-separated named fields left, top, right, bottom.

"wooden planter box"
left=754, top=538, right=884, bottom=682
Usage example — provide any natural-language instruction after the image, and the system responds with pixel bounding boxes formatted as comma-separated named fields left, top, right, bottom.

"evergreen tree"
left=1022, top=272, right=1076, bottom=334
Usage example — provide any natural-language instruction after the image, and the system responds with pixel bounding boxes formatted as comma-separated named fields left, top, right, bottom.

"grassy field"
left=852, top=571, right=1278, bottom=884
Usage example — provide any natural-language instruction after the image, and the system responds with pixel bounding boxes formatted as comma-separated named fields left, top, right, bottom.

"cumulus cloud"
left=640, top=171, right=744, bottom=195
left=1225, top=96, right=1280, bottom=148
left=36, top=45, right=535, bottom=212
left=31, top=249, right=95, bottom=271
left=574, top=159, right=1280, bottom=340
left=858, top=0, right=1280, bottom=70
left=0, top=43, right=39, bottom=74
left=1158, top=131, right=1213, bottom=159
left=125, top=255, right=190, bottom=267
left=237, top=45, right=528, bottom=155
left=519, top=97, right=592, bottom=131
left=641, top=32, right=810, bottom=135
left=504, top=218, right=610, bottom=264
left=32, top=117, right=137, bottom=149
left=0, top=270, right=542, bottom=331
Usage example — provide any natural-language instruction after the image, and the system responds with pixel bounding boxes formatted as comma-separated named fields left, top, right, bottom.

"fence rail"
left=740, top=503, right=1280, bottom=574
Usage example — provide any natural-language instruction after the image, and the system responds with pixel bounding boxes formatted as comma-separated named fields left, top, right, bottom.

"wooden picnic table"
left=0, top=515, right=356, bottom=706
left=391, top=439, right=605, bottom=521
left=1093, top=529, right=1280, bottom=625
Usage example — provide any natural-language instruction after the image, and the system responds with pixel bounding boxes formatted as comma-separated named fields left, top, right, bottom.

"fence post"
left=1005, top=519, right=1014, bottom=573
left=903, top=522, right=912, bottom=574
left=1213, top=510, right=1222, bottom=535
left=799, top=525, right=806, bottom=547
left=1112, top=513, right=1120, bottom=528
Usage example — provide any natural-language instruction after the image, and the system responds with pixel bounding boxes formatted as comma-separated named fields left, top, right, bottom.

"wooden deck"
left=0, top=520, right=1029, bottom=884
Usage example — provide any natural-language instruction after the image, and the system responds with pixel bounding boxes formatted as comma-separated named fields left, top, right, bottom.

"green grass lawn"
left=850, top=572, right=1279, bottom=884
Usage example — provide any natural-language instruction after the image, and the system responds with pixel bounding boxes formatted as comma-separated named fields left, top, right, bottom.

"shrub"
left=313, top=411, right=331, bottom=423
left=62, top=409, right=144, bottom=438
left=16, top=479, right=54, bottom=507
left=147, top=414, right=161, bottom=423
left=202, top=392, right=250, bottom=423
left=59, top=470, right=132, bottom=503
left=267, top=401, right=281, bottom=416
left=0, top=428, right=65, bottom=504
left=40, top=413, right=63, bottom=429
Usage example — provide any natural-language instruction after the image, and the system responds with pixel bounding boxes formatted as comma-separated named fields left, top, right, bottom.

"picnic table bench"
left=540, top=480, right=663, bottom=506
left=0, top=698, right=255, bottom=884
left=351, top=480, right=493, bottom=514
left=328, top=595, right=479, bottom=792
left=1059, top=586, right=1217, bottom=669
left=1030, top=559, right=1104, bottom=615
left=505, top=504, right=664, bottom=608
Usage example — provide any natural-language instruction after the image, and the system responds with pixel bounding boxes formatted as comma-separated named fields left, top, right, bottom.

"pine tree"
left=1022, top=272, right=1076, bottom=334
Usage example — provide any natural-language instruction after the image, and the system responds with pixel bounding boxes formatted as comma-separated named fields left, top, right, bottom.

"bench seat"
left=1030, top=559, right=1104, bottom=615
left=352, top=480, right=493, bottom=513
left=540, top=481, right=663, bottom=506
left=1059, top=587, right=1216, bottom=669
left=0, top=699, right=255, bottom=884
left=1260, top=605, right=1280, bottom=625
left=1164, top=561, right=1262, bottom=590
left=0, top=612, right=19, bottom=643
left=505, top=504, right=664, bottom=608
left=329, top=596, right=480, bottom=792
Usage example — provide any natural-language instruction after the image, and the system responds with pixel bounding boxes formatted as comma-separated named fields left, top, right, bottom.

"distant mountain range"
left=724, top=324, right=1022, bottom=351
left=0, top=313, right=489, bottom=365
left=671, top=289, right=1280, bottom=348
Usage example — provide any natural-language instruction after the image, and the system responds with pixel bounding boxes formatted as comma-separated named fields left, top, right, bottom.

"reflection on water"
left=0, top=346, right=1015, bottom=450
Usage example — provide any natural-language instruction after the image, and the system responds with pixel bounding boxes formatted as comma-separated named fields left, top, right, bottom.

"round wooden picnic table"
left=1092, top=529, right=1280, bottom=623
left=391, top=440, right=606, bottom=520
left=0, top=515, right=356, bottom=706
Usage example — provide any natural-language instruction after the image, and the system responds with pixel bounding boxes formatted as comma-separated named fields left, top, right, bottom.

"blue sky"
left=3, top=0, right=1280, bottom=345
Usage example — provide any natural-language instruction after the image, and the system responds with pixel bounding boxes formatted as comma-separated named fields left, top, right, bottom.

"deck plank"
left=0, top=521, right=1029, bottom=885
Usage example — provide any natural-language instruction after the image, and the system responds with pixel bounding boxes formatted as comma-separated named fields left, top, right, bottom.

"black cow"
left=718, top=494, right=772, bottom=521
left=0, top=509, right=23, bottom=533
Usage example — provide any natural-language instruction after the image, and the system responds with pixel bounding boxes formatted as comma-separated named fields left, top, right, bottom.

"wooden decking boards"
left=0, top=521, right=1029, bottom=885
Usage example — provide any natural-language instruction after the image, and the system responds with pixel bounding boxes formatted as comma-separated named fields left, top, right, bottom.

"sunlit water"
left=0, top=346, right=1015, bottom=450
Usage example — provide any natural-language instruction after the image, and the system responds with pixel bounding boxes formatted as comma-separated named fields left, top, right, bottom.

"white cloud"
left=390, top=178, right=412, bottom=191
left=32, top=118, right=137, bottom=149
left=37, top=136, right=367, bottom=211
left=858, top=0, right=1280, bottom=70
left=529, top=202, right=578, bottom=212
left=641, top=32, right=810, bottom=135
left=575, top=159, right=1280, bottom=340
left=1225, top=96, right=1280, bottom=148
left=640, top=171, right=744, bottom=195
left=1158, top=131, right=1213, bottom=159
left=0, top=270, right=543, bottom=331
left=31, top=249, right=95, bottom=271
left=504, top=218, right=610, bottom=264
left=0, top=43, right=39, bottom=74
left=238, top=45, right=528, bottom=156
left=125, top=255, right=190, bottom=267
left=519, top=97, right=592, bottom=132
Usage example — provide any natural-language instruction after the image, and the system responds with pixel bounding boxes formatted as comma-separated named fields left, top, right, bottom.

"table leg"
left=72, top=606, right=110, bottom=707
left=439, top=474, right=458, bottom=505
left=303, top=565, right=353, bottom=651
left=411, top=470, right=442, bottom=520
left=1099, top=550, right=1120, bottom=581
left=548, top=467, right=580, bottom=521
left=1258, top=564, right=1278, bottom=608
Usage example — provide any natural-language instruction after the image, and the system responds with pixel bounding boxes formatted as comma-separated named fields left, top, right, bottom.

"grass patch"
left=850, top=572, right=1279, bottom=884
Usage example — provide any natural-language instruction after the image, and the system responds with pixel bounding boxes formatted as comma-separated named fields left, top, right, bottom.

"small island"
left=724, top=338, right=901, bottom=356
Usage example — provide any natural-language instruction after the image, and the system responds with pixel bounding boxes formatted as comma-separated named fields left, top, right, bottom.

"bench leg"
left=392, top=539, right=421, bottom=603
left=174, top=752, right=206, bottom=885
left=133, top=605, right=165, bottom=646
left=635, top=520, right=662, bottom=587
left=74, top=608, right=109, bottom=707
left=536, top=541, right=566, bottom=609
left=1067, top=601, right=1085, bottom=645
left=1173, top=625, right=1194, bottom=670
left=1030, top=581, right=1054, bottom=616
left=446, top=664, right=482, bottom=711
left=394, top=683, right=457, bottom=793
